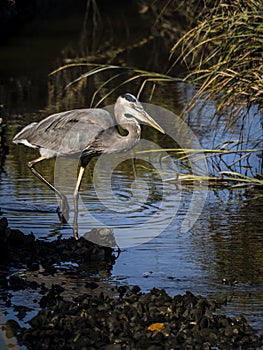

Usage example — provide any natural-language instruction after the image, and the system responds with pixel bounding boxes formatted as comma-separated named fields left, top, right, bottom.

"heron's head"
left=115, top=93, right=165, bottom=134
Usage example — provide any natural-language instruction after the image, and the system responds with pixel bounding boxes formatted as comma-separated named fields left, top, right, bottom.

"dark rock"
left=0, top=217, right=115, bottom=273
left=13, top=305, right=32, bottom=320
left=39, top=284, right=65, bottom=308
left=17, top=285, right=263, bottom=349
left=104, top=345, right=122, bottom=350
left=85, top=281, right=99, bottom=289
left=0, top=216, right=8, bottom=234
left=8, top=275, right=38, bottom=291
left=0, top=218, right=262, bottom=349
left=4, top=319, right=21, bottom=338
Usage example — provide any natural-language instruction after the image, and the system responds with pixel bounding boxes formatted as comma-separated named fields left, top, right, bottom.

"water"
left=0, top=4, right=263, bottom=348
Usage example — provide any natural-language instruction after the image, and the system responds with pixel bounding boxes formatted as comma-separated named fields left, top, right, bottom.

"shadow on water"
left=0, top=2, right=263, bottom=348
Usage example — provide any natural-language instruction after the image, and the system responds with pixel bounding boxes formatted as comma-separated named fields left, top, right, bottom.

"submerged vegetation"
left=49, top=0, right=263, bottom=188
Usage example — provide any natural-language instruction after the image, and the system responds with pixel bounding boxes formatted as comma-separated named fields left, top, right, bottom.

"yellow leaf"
left=147, top=323, right=165, bottom=332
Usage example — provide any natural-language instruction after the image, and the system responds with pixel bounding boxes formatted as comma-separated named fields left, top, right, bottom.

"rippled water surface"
left=0, top=5, right=263, bottom=348
left=2, top=136, right=263, bottom=337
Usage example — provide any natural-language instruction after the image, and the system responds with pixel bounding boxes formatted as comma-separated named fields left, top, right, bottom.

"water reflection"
left=185, top=98, right=263, bottom=177
left=2, top=143, right=263, bottom=334
left=112, top=189, right=263, bottom=334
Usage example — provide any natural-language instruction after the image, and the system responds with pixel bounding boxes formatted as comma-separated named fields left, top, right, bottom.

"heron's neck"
left=117, top=120, right=141, bottom=151
left=113, top=104, right=141, bottom=152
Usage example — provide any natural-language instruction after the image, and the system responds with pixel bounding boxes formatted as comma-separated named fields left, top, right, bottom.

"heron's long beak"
left=136, top=107, right=165, bottom=134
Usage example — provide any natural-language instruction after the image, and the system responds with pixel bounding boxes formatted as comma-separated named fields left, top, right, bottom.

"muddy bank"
left=0, top=217, right=262, bottom=349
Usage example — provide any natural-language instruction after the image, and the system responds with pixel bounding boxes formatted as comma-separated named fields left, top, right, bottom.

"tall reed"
left=170, top=0, right=263, bottom=116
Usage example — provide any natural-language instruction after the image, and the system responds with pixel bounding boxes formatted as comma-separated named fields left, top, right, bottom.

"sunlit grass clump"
left=170, top=0, right=263, bottom=115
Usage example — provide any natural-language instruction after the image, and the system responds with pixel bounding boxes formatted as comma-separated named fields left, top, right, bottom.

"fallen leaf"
left=147, top=322, right=165, bottom=332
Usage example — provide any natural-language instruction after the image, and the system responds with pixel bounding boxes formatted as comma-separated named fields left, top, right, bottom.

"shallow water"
left=0, top=4, right=263, bottom=348
left=2, top=129, right=263, bottom=338
left=2, top=157, right=263, bottom=335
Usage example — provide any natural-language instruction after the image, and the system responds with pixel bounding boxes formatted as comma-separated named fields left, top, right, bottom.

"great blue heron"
left=13, top=93, right=165, bottom=239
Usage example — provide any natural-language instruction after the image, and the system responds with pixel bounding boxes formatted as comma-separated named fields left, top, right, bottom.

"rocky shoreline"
left=0, top=217, right=262, bottom=349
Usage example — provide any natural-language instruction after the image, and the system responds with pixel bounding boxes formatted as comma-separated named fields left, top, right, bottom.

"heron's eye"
left=121, top=94, right=137, bottom=103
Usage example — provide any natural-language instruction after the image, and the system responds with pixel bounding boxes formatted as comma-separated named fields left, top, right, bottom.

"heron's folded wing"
left=24, top=109, right=115, bottom=155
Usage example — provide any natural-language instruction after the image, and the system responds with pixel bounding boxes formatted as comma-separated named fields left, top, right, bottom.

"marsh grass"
left=49, top=0, right=263, bottom=188
left=49, top=63, right=179, bottom=106
left=169, top=0, right=263, bottom=187
left=137, top=146, right=263, bottom=190
left=170, top=0, right=263, bottom=116
left=50, top=0, right=263, bottom=113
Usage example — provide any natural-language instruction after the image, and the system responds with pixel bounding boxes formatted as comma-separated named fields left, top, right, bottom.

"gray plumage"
left=13, top=93, right=165, bottom=239
left=13, top=109, right=116, bottom=159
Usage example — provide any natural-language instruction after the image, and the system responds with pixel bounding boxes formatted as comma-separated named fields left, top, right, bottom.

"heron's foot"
left=57, top=197, right=70, bottom=223
left=73, top=229, right=79, bottom=240
left=57, top=206, right=68, bottom=223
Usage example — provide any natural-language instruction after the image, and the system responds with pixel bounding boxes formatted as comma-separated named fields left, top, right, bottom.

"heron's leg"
left=73, top=165, right=86, bottom=240
left=28, top=156, right=69, bottom=223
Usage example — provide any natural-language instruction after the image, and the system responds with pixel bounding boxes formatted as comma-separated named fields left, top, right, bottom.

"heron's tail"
left=13, top=122, right=38, bottom=148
